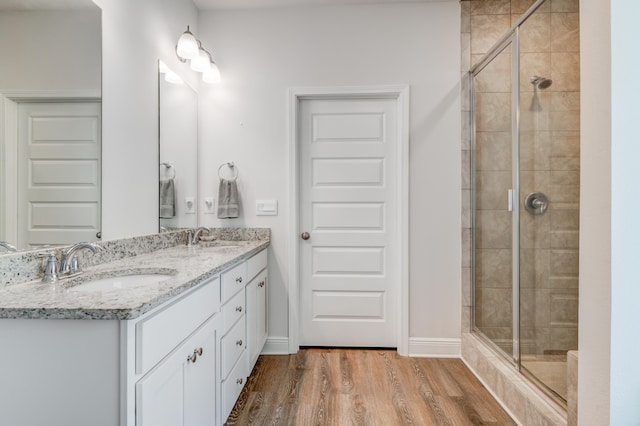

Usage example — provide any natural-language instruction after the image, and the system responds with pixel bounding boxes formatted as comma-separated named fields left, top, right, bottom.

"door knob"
left=301, top=232, right=310, bottom=240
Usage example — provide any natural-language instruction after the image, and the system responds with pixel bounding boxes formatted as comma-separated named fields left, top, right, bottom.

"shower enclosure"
left=471, top=0, right=580, bottom=403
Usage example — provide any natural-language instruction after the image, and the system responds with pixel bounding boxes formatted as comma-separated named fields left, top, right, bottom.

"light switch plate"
left=256, top=200, right=278, bottom=216
left=185, top=197, right=195, bottom=214
left=204, top=197, right=215, bottom=214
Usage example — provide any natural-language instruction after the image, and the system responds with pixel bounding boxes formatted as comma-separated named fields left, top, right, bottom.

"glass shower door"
left=518, top=0, right=580, bottom=401
left=473, top=42, right=515, bottom=357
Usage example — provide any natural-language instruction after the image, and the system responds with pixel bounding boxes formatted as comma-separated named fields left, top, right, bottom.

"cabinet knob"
left=301, top=232, right=310, bottom=240
left=236, top=305, right=243, bottom=313
left=236, top=378, right=243, bottom=385
left=235, top=277, right=243, bottom=283
left=258, top=280, right=265, bottom=288
left=187, top=347, right=203, bottom=363
left=236, top=339, right=243, bottom=346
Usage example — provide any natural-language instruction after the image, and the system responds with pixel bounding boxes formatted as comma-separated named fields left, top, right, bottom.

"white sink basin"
left=67, top=269, right=177, bottom=292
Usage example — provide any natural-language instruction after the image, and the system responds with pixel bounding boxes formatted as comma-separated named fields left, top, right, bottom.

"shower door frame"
left=470, top=0, right=548, bottom=367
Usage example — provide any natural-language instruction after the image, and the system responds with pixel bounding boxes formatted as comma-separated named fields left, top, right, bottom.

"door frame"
left=0, top=90, right=100, bottom=244
left=287, top=85, right=410, bottom=356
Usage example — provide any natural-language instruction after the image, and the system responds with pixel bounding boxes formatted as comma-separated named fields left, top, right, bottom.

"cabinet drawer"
left=222, top=287, right=245, bottom=334
left=136, top=277, right=219, bottom=374
left=220, top=316, right=246, bottom=380
left=221, top=350, right=248, bottom=423
left=221, top=261, right=246, bottom=303
left=247, top=249, right=267, bottom=281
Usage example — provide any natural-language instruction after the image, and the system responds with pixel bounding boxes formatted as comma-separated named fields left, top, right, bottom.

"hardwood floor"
left=226, top=348, right=515, bottom=425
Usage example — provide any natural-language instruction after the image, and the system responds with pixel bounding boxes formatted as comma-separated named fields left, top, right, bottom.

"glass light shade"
left=203, top=64, right=221, bottom=84
left=176, top=27, right=199, bottom=60
left=190, top=48, right=211, bottom=73
left=158, top=61, right=170, bottom=74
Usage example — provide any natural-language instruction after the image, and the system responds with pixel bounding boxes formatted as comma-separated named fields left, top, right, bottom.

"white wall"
left=610, top=0, right=640, bottom=423
left=94, top=0, right=199, bottom=240
left=197, top=2, right=461, bottom=347
left=579, top=0, right=611, bottom=423
left=0, top=10, right=100, bottom=92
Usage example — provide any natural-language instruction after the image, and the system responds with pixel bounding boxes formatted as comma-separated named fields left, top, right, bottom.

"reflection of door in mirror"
left=158, top=61, right=198, bottom=231
left=0, top=3, right=101, bottom=252
left=18, top=102, right=101, bottom=249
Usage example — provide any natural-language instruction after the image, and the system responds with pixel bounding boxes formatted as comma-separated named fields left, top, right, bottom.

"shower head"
left=530, top=75, right=553, bottom=89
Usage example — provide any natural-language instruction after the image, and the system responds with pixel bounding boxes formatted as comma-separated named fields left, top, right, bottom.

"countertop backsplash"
left=0, top=228, right=270, bottom=288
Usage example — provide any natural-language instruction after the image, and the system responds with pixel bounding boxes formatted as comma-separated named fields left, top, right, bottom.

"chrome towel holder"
left=218, top=162, right=239, bottom=181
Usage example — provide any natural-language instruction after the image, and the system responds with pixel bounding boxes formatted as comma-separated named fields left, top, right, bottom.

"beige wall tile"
left=549, top=110, right=580, bottom=131
left=476, top=131, right=512, bottom=171
left=462, top=189, right=472, bottom=228
left=550, top=91, right=580, bottom=111
left=461, top=32, right=472, bottom=72
left=520, top=212, right=551, bottom=249
left=550, top=0, right=579, bottom=13
left=471, top=14, right=511, bottom=54
left=550, top=209, right=579, bottom=231
left=476, top=210, right=512, bottom=248
left=462, top=149, right=472, bottom=189
left=550, top=249, right=579, bottom=276
left=550, top=12, right=580, bottom=52
left=520, top=248, right=550, bottom=288
left=461, top=1, right=471, bottom=33
left=549, top=170, right=580, bottom=185
left=548, top=327, right=578, bottom=350
left=517, top=10, right=550, bottom=53
left=551, top=130, right=580, bottom=156
left=476, top=92, right=511, bottom=132
left=462, top=266, right=472, bottom=307
left=461, top=73, right=472, bottom=112
left=471, top=0, right=511, bottom=15
left=549, top=291, right=578, bottom=326
left=550, top=156, right=579, bottom=171
left=476, top=171, right=511, bottom=210
left=476, top=248, right=513, bottom=288
left=462, top=227, right=472, bottom=267
left=550, top=276, right=578, bottom=289
left=475, top=50, right=511, bottom=92
left=550, top=52, right=580, bottom=91
left=549, top=183, right=579, bottom=204
left=511, top=0, right=545, bottom=15
left=550, top=230, right=579, bottom=248
left=519, top=131, right=551, bottom=171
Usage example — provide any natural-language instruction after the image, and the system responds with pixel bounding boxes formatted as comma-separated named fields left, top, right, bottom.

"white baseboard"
left=261, top=337, right=290, bottom=355
left=408, top=337, right=461, bottom=358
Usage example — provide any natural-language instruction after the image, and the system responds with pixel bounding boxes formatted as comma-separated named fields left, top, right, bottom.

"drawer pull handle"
left=236, top=339, right=243, bottom=346
left=258, top=281, right=265, bottom=288
left=187, top=347, right=204, bottom=363
left=236, top=306, right=243, bottom=313
left=235, top=277, right=243, bottom=283
left=236, top=378, right=244, bottom=385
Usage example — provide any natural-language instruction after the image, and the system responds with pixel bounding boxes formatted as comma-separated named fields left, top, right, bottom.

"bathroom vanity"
left=0, top=233, right=269, bottom=426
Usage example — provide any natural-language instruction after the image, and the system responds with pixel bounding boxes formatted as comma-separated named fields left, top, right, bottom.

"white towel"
left=160, top=178, right=175, bottom=218
left=217, top=179, right=239, bottom=219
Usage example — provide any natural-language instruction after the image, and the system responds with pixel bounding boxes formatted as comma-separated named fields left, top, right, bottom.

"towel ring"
left=161, top=162, right=176, bottom=180
left=218, top=162, right=239, bottom=181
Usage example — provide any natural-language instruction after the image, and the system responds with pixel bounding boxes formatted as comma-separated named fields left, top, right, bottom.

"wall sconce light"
left=176, top=26, right=221, bottom=84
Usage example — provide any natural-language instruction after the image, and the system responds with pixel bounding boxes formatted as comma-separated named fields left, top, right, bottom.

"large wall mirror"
left=158, top=61, right=198, bottom=231
left=0, top=0, right=102, bottom=253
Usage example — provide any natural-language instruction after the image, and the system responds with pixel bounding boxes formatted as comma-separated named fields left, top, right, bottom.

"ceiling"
left=0, top=0, right=97, bottom=11
left=194, top=0, right=449, bottom=11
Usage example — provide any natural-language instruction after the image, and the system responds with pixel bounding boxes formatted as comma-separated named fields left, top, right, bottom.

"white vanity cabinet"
left=218, top=247, right=268, bottom=423
left=246, top=250, right=268, bottom=368
left=132, top=277, right=220, bottom=426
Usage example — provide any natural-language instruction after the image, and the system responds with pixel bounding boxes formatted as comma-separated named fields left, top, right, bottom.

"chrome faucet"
left=60, top=242, right=102, bottom=275
left=187, top=227, right=211, bottom=246
left=0, top=241, right=17, bottom=252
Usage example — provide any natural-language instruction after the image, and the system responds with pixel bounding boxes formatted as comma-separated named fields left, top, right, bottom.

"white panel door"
left=17, top=102, right=101, bottom=248
left=299, top=98, right=398, bottom=347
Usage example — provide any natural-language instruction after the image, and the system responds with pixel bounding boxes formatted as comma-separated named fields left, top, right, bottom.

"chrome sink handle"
left=60, top=242, right=102, bottom=275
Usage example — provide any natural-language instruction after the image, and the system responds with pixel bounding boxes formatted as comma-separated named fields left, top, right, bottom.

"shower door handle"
left=507, top=189, right=514, bottom=212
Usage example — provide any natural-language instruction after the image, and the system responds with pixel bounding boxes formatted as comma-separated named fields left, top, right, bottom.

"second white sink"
left=67, top=269, right=177, bottom=292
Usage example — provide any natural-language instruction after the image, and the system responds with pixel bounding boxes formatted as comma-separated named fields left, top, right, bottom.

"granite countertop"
left=0, top=240, right=269, bottom=320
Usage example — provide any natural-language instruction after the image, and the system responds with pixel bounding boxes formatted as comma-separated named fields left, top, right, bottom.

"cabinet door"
left=247, top=269, right=268, bottom=369
left=137, top=316, right=217, bottom=426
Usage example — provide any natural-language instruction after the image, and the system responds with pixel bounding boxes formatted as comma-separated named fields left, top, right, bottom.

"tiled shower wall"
left=461, top=0, right=580, bottom=356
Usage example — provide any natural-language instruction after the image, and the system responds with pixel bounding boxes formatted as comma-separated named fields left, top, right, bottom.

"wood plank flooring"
left=226, top=348, right=515, bottom=425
